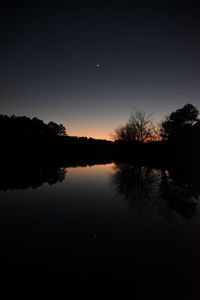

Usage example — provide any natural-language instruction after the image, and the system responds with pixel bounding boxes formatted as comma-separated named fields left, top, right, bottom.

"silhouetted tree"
left=47, top=121, right=67, bottom=136
left=112, top=123, right=137, bottom=142
left=113, top=109, right=158, bottom=142
left=160, top=104, right=199, bottom=142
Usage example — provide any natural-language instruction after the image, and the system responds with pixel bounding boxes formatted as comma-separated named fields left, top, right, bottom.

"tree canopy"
left=47, top=121, right=67, bottom=136
left=160, top=104, right=199, bottom=142
left=0, top=115, right=67, bottom=138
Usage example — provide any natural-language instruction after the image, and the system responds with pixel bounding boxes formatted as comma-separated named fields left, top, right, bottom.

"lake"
left=0, top=162, right=199, bottom=292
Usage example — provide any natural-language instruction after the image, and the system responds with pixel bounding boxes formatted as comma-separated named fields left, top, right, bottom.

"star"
left=96, top=64, right=100, bottom=68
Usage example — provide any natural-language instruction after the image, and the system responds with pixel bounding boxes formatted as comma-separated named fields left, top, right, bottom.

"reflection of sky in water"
left=0, top=163, right=200, bottom=285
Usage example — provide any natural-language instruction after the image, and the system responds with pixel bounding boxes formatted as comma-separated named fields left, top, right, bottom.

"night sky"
left=1, top=1, right=200, bottom=139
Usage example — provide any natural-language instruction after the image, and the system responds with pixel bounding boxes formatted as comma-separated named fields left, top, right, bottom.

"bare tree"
left=112, top=109, right=158, bottom=142
left=112, top=123, right=136, bottom=142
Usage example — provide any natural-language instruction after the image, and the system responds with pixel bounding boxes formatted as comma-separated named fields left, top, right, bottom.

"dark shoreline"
left=1, top=138, right=199, bottom=167
left=0, top=142, right=199, bottom=193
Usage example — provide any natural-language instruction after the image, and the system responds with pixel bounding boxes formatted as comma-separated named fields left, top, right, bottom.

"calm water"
left=0, top=162, right=200, bottom=289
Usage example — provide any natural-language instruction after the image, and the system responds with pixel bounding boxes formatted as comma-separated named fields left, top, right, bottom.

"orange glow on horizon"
left=67, top=126, right=114, bottom=141
left=71, top=133, right=112, bottom=141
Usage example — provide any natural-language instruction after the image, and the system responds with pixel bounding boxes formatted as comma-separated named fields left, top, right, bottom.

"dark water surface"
left=0, top=163, right=200, bottom=293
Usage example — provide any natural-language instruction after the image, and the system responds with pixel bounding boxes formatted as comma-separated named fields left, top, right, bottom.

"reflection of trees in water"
left=111, top=163, right=200, bottom=219
left=0, top=166, right=66, bottom=191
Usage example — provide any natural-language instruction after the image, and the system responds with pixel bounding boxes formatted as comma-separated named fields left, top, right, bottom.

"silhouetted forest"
left=0, top=103, right=199, bottom=167
left=0, top=114, right=113, bottom=164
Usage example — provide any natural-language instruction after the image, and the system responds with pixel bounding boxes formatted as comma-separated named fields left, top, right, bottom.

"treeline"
left=0, top=114, right=114, bottom=164
left=0, top=103, right=200, bottom=167
left=112, top=103, right=200, bottom=166
left=0, top=114, right=67, bottom=139
left=113, top=103, right=200, bottom=145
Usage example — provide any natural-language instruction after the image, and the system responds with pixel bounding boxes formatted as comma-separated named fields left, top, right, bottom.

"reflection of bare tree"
left=111, top=163, right=200, bottom=219
left=112, top=164, right=160, bottom=211
left=0, top=166, right=67, bottom=191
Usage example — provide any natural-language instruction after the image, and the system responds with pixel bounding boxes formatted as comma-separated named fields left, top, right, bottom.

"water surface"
left=0, top=162, right=199, bottom=290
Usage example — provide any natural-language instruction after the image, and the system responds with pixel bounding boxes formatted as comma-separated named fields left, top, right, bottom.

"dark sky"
left=0, top=0, right=200, bottom=139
